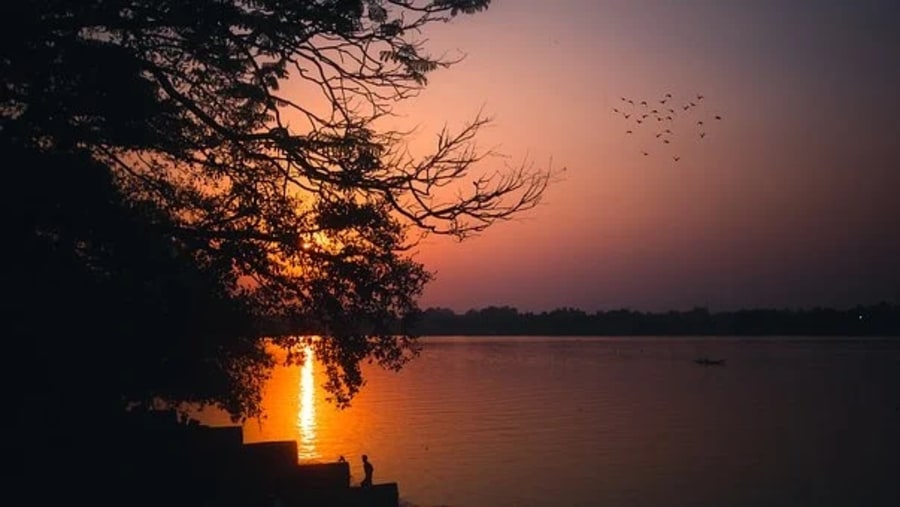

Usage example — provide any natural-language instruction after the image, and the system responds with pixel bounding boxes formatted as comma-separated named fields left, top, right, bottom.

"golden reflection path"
left=297, top=344, right=318, bottom=460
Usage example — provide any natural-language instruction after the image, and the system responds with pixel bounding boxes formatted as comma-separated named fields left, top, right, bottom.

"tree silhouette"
left=411, top=304, right=900, bottom=336
left=3, top=0, right=550, bottom=419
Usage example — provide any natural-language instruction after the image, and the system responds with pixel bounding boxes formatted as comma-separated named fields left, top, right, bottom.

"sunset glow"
left=261, top=2, right=900, bottom=313
left=373, top=0, right=900, bottom=313
left=16, top=2, right=900, bottom=506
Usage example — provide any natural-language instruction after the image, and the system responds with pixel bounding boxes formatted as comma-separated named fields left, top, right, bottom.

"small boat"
left=694, top=357, right=726, bottom=366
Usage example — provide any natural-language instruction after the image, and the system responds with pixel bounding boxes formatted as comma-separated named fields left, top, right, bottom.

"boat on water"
left=694, top=357, right=726, bottom=366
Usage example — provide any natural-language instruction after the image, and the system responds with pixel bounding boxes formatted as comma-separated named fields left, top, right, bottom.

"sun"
left=300, top=231, right=334, bottom=251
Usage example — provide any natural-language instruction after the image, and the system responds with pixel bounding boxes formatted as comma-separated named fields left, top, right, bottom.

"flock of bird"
left=612, top=92, right=722, bottom=162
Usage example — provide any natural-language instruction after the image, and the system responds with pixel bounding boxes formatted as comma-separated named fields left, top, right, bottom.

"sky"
left=369, top=0, right=900, bottom=313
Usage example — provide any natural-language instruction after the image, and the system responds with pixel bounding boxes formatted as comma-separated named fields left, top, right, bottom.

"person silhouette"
left=361, top=455, right=374, bottom=488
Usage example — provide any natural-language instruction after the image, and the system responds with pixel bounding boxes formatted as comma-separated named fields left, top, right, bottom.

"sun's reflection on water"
left=297, top=345, right=318, bottom=460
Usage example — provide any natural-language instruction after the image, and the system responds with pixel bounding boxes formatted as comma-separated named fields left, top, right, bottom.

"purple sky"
left=368, top=0, right=899, bottom=312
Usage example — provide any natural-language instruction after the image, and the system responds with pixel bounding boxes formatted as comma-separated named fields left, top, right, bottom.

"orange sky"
left=307, top=1, right=900, bottom=312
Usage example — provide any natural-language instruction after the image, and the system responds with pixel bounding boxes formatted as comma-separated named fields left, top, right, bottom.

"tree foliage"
left=3, top=0, right=550, bottom=418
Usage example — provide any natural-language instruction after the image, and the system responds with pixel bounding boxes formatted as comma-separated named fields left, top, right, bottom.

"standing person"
left=361, top=455, right=374, bottom=488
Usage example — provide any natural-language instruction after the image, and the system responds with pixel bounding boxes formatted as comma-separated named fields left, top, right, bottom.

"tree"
left=2, top=0, right=551, bottom=419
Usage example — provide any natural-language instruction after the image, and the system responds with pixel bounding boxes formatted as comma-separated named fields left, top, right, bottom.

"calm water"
left=200, top=337, right=900, bottom=507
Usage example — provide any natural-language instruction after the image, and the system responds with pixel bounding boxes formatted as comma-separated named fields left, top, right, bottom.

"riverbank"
left=117, top=410, right=401, bottom=507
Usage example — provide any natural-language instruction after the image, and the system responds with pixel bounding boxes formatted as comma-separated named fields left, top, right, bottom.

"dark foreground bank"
left=10, top=409, right=398, bottom=507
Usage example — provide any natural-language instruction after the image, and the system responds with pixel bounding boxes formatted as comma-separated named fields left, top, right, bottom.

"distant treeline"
left=410, top=302, right=900, bottom=336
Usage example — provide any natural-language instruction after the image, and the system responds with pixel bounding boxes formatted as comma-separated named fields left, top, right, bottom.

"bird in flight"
left=611, top=91, right=723, bottom=162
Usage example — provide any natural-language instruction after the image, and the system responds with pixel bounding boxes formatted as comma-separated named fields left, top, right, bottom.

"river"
left=198, top=336, right=900, bottom=507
